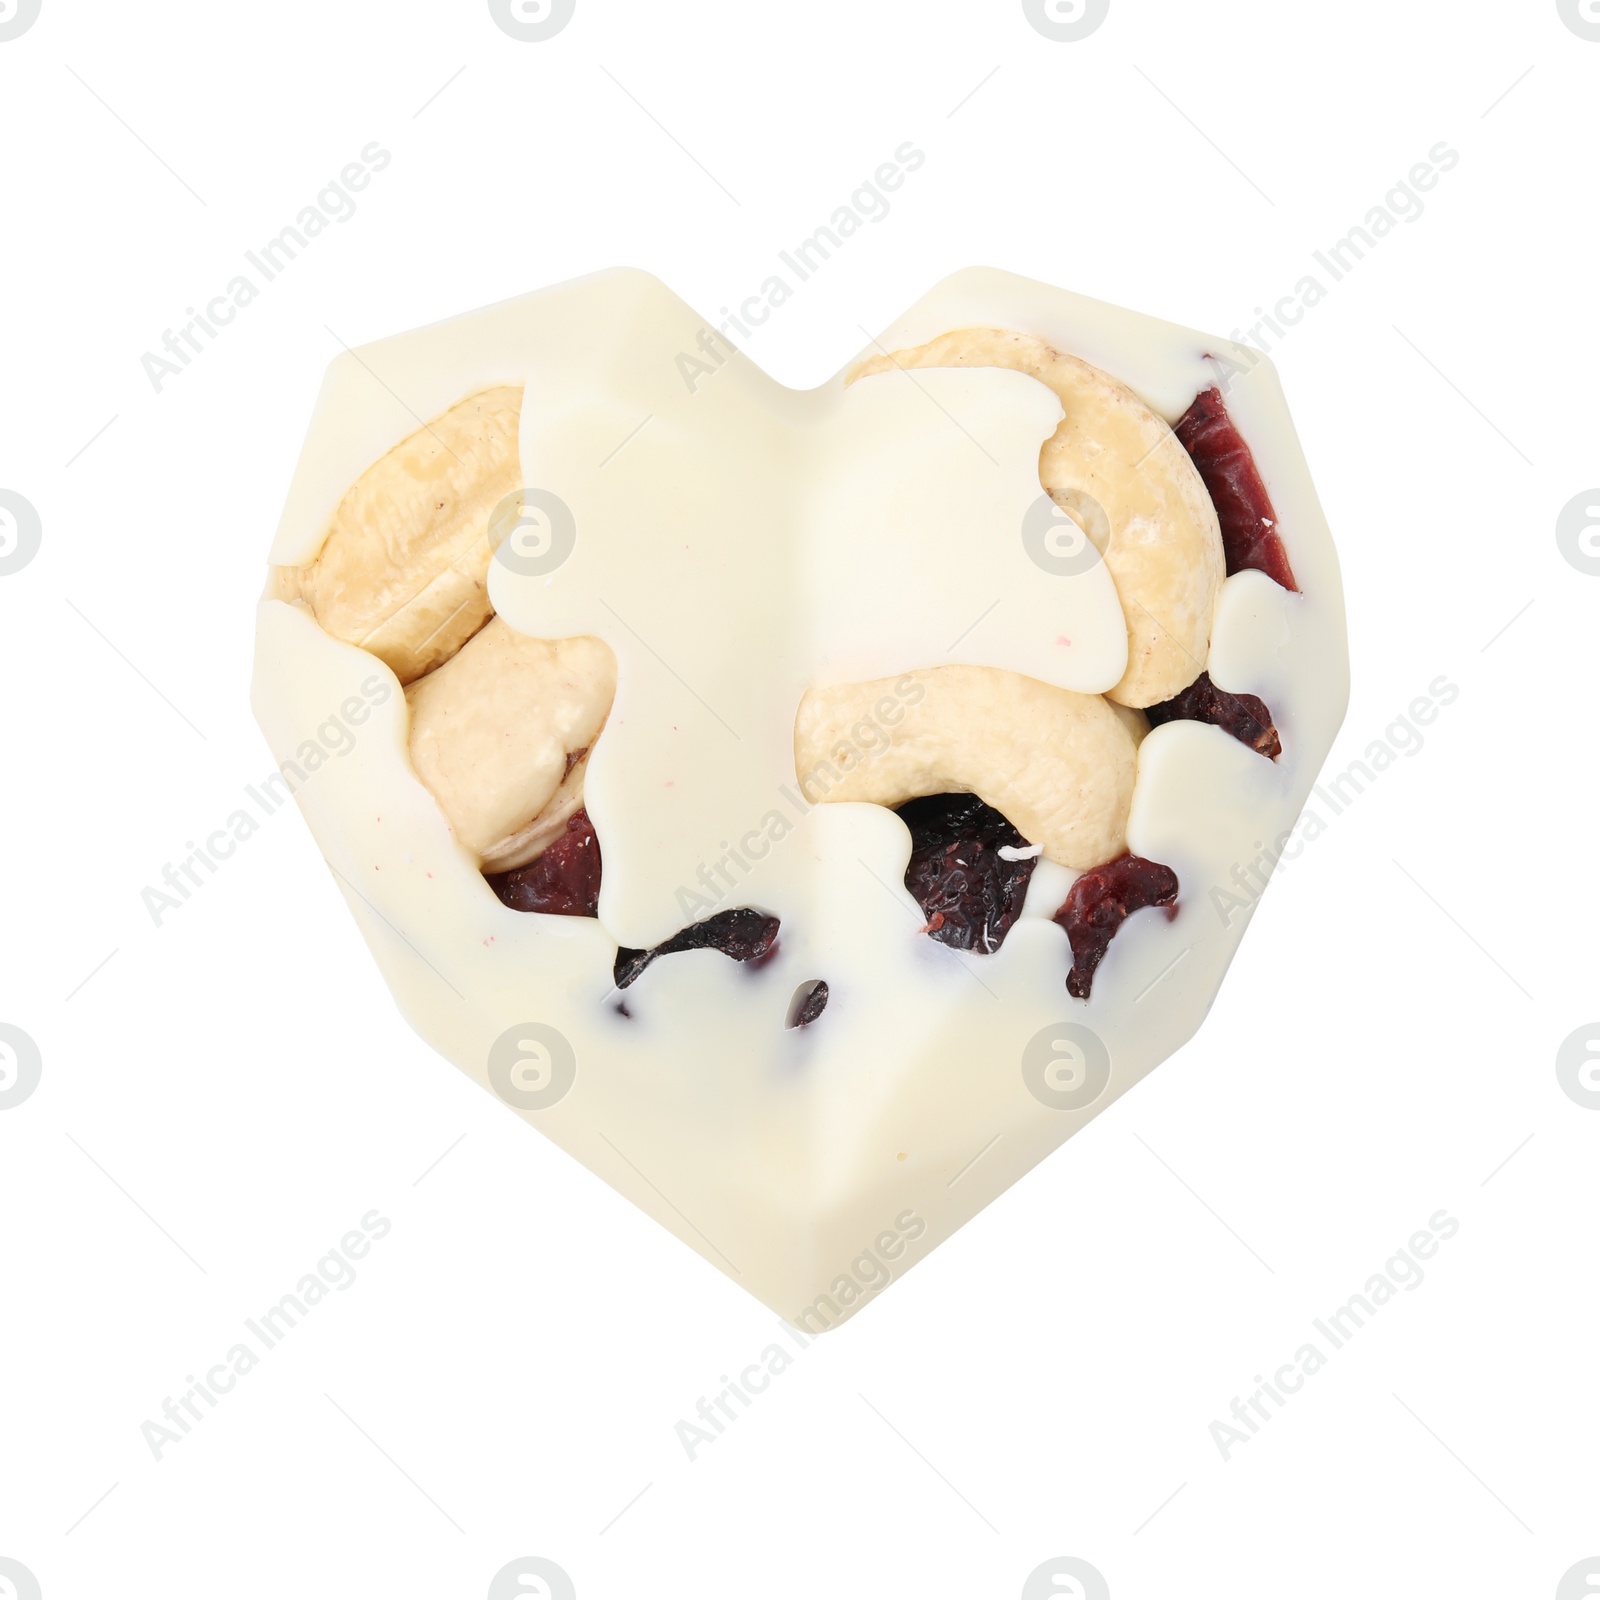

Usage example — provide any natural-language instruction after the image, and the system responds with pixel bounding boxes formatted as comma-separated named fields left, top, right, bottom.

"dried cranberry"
left=614, top=907, right=780, bottom=990
left=1174, top=386, right=1297, bottom=591
left=787, top=980, right=830, bottom=1029
left=1145, top=671, right=1281, bottom=759
left=897, top=793, right=1037, bottom=954
left=1054, top=854, right=1179, bottom=999
left=486, top=810, right=602, bottom=917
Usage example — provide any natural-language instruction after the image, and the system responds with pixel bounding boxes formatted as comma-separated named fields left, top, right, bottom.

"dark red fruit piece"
left=787, top=980, right=829, bottom=1029
left=614, top=907, right=780, bottom=990
left=1145, top=671, right=1281, bottom=759
left=897, top=792, right=1037, bottom=955
left=1174, top=386, right=1298, bottom=591
left=486, top=810, right=602, bottom=917
left=1054, top=854, right=1179, bottom=1000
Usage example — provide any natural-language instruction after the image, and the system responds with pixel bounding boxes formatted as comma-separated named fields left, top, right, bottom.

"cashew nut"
left=795, top=666, right=1142, bottom=869
left=405, top=617, right=616, bottom=870
left=853, top=331, right=1223, bottom=707
left=273, top=385, right=523, bottom=685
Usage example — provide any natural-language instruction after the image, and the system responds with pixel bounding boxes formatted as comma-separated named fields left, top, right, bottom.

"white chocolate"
left=854, top=329, right=1224, bottom=707
left=253, top=267, right=1347, bottom=1329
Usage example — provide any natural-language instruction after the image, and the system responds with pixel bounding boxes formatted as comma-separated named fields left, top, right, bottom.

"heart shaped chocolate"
left=253, top=267, right=1346, bottom=1329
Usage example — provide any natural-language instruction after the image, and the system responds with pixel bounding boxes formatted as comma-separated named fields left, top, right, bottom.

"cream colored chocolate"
left=253, top=267, right=1348, bottom=1332
left=854, top=330, right=1224, bottom=707
left=273, top=385, right=523, bottom=684
left=795, top=667, right=1139, bottom=869
left=405, top=618, right=615, bottom=870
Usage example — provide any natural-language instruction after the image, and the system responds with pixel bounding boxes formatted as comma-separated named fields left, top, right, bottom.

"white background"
left=2, top=2, right=1598, bottom=1597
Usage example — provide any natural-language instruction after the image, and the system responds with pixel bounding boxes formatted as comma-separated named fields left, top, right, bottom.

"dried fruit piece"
left=614, top=908, right=781, bottom=990
left=1054, top=855, right=1179, bottom=999
left=852, top=330, right=1224, bottom=707
left=1144, top=671, right=1281, bottom=758
left=1174, top=387, right=1297, bottom=591
left=787, top=980, right=830, bottom=1029
left=405, top=618, right=615, bottom=870
left=272, top=386, right=525, bottom=683
left=897, top=793, right=1036, bottom=954
left=488, top=811, right=602, bottom=917
left=795, top=665, right=1141, bottom=869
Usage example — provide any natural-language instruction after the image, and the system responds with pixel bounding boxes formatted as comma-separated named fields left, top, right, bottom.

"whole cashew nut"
left=406, top=617, right=616, bottom=870
left=273, top=385, right=524, bottom=685
left=795, top=666, right=1145, bottom=870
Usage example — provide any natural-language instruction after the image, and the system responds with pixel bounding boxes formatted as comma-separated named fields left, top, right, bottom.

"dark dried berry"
left=897, top=792, right=1036, bottom=954
left=614, top=907, right=780, bottom=990
left=787, top=980, right=829, bottom=1029
left=1054, top=854, right=1179, bottom=1000
left=1174, top=386, right=1297, bottom=592
left=486, top=810, right=602, bottom=917
left=1145, top=671, right=1281, bottom=759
